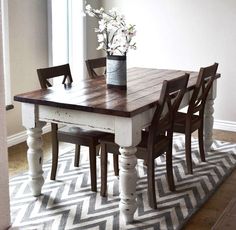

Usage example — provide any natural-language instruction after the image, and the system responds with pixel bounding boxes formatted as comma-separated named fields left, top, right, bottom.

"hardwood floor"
left=184, top=129, right=236, bottom=229
left=8, top=129, right=236, bottom=229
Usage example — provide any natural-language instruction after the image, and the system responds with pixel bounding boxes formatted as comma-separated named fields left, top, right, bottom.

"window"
left=48, top=0, right=86, bottom=82
left=1, top=0, right=13, bottom=110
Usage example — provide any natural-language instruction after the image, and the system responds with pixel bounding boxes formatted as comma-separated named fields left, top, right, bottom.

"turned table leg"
left=204, top=98, right=214, bottom=151
left=26, top=123, right=45, bottom=196
left=119, top=146, right=137, bottom=223
left=204, top=82, right=217, bottom=152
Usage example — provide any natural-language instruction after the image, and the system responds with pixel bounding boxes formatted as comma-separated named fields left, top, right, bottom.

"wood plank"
left=212, top=198, right=236, bottom=230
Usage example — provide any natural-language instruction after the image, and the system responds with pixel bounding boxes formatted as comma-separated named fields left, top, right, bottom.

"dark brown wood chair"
left=99, top=74, right=189, bottom=209
left=173, top=63, right=218, bottom=174
left=85, top=57, right=106, bottom=78
left=37, top=63, right=107, bottom=192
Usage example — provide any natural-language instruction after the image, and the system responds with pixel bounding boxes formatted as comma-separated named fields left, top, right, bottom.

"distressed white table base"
left=26, top=123, right=45, bottom=196
left=119, top=147, right=138, bottom=223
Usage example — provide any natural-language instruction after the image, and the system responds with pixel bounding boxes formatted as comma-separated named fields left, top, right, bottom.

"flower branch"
left=85, top=5, right=137, bottom=56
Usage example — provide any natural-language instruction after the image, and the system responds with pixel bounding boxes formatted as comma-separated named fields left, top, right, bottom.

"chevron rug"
left=10, top=135, right=236, bottom=230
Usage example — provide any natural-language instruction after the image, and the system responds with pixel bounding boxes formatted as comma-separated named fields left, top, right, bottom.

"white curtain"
left=0, top=0, right=11, bottom=228
left=1, top=0, right=12, bottom=106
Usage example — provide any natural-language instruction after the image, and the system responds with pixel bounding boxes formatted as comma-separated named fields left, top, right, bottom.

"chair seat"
left=59, top=126, right=107, bottom=138
left=100, top=131, right=170, bottom=159
left=58, top=126, right=108, bottom=146
left=138, top=131, right=170, bottom=158
left=173, top=112, right=201, bottom=133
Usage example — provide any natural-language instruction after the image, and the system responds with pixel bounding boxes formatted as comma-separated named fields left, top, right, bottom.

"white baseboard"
left=7, top=124, right=51, bottom=147
left=214, top=119, right=236, bottom=132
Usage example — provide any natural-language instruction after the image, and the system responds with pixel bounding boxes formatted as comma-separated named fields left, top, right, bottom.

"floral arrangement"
left=85, top=5, right=136, bottom=56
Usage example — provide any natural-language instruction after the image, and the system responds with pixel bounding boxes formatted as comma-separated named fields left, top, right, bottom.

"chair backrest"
left=37, top=64, right=73, bottom=89
left=148, top=73, right=190, bottom=147
left=85, top=57, right=106, bottom=78
left=188, top=63, right=218, bottom=117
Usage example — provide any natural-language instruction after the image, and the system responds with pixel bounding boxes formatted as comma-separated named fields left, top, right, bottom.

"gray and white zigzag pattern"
left=10, top=135, right=236, bottom=230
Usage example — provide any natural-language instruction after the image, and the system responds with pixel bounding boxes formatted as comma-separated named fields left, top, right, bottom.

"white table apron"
left=20, top=81, right=217, bottom=224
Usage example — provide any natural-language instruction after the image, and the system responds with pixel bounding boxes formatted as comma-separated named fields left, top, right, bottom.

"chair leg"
left=147, top=159, right=157, bottom=209
left=198, top=125, right=206, bottom=162
left=113, top=154, right=119, bottom=176
left=74, top=144, right=80, bottom=167
left=143, top=159, right=148, bottom=166
left=100, top=143, right=108, bottom=196
left=51, top=123, right=59, bottom=180
left=185, top=130, right=193, bottom=174
left=166, top=146, right=175, bottom=192
left=89, top=143, right=97, bottom=192
left=96, top=144, right=100, bottom=156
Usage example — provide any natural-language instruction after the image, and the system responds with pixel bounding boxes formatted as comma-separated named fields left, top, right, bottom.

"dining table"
left=14, top=67, right=220, bottom=224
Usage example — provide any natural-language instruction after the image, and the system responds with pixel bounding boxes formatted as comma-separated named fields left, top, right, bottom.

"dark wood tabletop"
left=14, top=67, right=219, bottom=117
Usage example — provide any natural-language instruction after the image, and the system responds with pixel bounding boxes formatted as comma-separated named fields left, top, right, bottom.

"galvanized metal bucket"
left=106, top=55, right=127, bottom=89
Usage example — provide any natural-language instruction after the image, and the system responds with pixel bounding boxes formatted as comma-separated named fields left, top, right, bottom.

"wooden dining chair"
left=99, top=73, right=190, bottom=209
left=173, top=63, right=219, bottom=174
left=85, top=57, right=106, bottom=78
left=37, top=63, right=108, bottom=192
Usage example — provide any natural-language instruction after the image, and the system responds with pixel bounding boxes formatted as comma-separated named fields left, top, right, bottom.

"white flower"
left=109, top=8, right=118, bottom=16
left=120, top=44, right=129, bottom=54
left=85, top=4, right=95, bottom=17
left=107, top=42, right=118, bottom=55
left=97, top=34, right=104, bottom=42
left=99, top=7, right=104, bottom=13
left=85, top=4, right=92, bottom=11
left=102, top=13, right=110, bottom=22
left=85, top=4, right=136, bottom=55
left=97, top=43, right=105, bottom=51
left=94, top=9, right=102, bottom=14
left=98, top=19, right=107, bottom=32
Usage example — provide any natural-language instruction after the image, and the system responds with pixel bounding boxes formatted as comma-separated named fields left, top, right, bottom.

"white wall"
left=0, top=1, right=11, bottom=228
left=101, top=0, right=236, bottom=127
left=6, top=0, right=48, bottom=137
